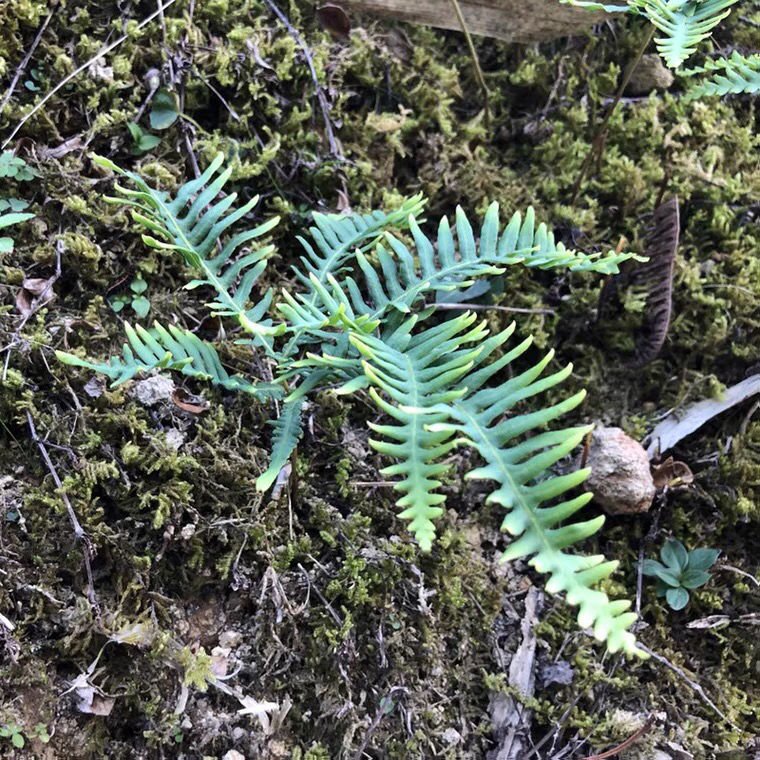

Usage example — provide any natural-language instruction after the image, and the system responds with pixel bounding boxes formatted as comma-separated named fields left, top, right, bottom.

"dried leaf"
left=646, top=374, right=760, bottom=458
left=76, top=687, right=115, bottom=716
left=171, top=388, right=209, bottom=414
left=41, top=136, right=85, bottom=159
left=15, top=276, right=56, bottom=317
left=317, top=4, right=351, bottom=37
left=108, top=621, right=156, bottom=648
left=598, top=196, right=679, bottom=365
left=651, top=456, right=694, bottom=490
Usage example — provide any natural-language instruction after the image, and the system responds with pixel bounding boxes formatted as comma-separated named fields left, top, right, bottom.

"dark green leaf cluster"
left=642, top=538, right=719, bottom=610
left=56, top=155, right=648, bottom=656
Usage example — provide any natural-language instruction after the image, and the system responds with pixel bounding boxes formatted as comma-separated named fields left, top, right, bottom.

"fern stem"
left=570, top=25, right=655, bottom=207
left=449, top=0, right=491, bottom=130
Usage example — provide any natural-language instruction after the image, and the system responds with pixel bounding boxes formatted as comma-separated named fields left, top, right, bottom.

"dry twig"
left=26, top=411, right=100, bottom=616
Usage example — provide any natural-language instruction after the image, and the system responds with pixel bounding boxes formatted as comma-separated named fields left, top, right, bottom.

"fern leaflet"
left=682, top=51, right=760, bottom=100
left=351, top=312, right=488, bottom=549
left=93, top=154, right=283, bottom=348
left=56, top=321, right=280, bottom=397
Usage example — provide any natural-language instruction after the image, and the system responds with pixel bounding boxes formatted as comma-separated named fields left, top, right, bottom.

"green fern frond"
left=425, top=330, right=641, bottom=656
left=561, top=0, right=740, bottom=69
left=632, top=0, right=740, bottom=68
left=92, top=154, right=283, bottom=346
left=279, top=205, right=639, bottom=339
left=351, top=312, right=494, bottom=550
left=0, top=201, right=35, bottom=254
left=56, top=321, right=280, bottom=397
left=255, top=397, right=306, bottom=491
left=681, top=50, right=760, bottom=100
left=281, top=195, right=426, bottom=357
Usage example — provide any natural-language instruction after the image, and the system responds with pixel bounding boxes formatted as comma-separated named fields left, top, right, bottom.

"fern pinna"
left=561, top=0, right=742, bottom=70
left=57, top=154, right=646, bottom=656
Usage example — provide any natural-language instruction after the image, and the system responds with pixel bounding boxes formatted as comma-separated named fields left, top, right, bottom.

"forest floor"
left=0, top=0, right=759, bottom=758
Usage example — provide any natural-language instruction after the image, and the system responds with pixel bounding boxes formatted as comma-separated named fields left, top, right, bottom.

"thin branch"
left=427, top=301, right=555, bottom=315
left=263, top=0, right=341, bottom=157
left=26, top=411, right=100, bottom=616
left=637, top=644, right=739, bottom=729
left=2, top=0, right=179, bottom=150
left=580, top=715, right=655, bottom=760
left=570, top=26, right=655, bottom=206
left=0, top=0, right=61, bottom=115
left=449, top=0, right=491, bottom=129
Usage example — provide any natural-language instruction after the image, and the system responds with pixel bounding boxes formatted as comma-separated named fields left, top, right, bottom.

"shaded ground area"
left=1, top=0, right=759, bottom=757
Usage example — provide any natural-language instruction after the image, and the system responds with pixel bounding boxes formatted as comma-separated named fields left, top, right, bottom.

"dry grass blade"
left=598, top=195, right=679, bottom=365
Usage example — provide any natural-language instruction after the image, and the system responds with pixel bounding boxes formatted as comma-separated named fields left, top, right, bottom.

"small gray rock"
left=128, top=375, right=175, bottom=407
left=628, top=54, right=675, bottom=94
left=584, top=427, right=655, bottom=515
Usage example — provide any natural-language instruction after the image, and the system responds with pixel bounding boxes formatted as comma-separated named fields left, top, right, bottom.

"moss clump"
left=1, top=0, right=759, bottom=756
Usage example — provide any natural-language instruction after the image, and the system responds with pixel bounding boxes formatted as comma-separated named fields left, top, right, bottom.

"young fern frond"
left=56, top=321, right=280, bottom=397
left=281, top=195, right=426, bottom=357
left=92, top=154, right=283, bottom=348
left=255, top=397, right=306, bottom=491
left=351, top=312, right=488, bottom=550
left=681, top=51, right=760, bottom=100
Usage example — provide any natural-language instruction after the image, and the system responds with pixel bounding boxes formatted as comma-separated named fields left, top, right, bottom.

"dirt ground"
left=1, top=0, right=759, bottom=757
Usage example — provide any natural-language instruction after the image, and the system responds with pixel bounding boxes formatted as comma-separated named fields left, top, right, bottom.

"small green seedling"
left=0, top=722, right=25, bottom=749
left=127, top=122, right=162, bottom=155
left=109, top=275, right=151, bottom=318
left=0, top=151, right=38, bottom=182
left=643, top=539, right=719, bottom=610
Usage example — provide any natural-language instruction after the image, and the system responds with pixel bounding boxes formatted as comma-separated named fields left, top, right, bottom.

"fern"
left=681, top=51, right=760, bottom=100
left=57, top=155, right=648, bottom=656
left=427, top=329, right=641, bottom=655
left=56, top=321, right=280, bottom=397
left=561, top=0, right=740, bottom=69
left=277, top=204, right=640, bottom=349
left=351, top=312, right=487, bottom=549
left=92, top=154, right=283, bottom=349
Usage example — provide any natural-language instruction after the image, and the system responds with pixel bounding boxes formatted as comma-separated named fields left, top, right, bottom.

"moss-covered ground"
left=1, top=0, right=759, bottom=757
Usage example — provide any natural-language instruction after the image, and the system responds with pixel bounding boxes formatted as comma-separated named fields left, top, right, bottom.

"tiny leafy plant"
left=58, top=154, right=649, bottom=656
left=127, top=122, right=162, bottom=155
left=0, top=150, right=38, bottom=181
left=0, top=722, right=25, bottom=749
left=0, top=198, right=35, bottom=254
left=109, top=274, right=151, bottom=317
left=642, top=538, right=719, bottom=610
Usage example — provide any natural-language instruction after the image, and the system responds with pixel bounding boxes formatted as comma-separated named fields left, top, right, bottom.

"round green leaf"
left=149, top=89, right=179, bottom=130
left=654, top=567, right=681, bottom=587
left=641, top=559, right=665, bottom=576
left=687, top=547, right=720, bottom=571
left=11, top=733, right=24, bottom=749
left=131, top=295, right=151, bottom=318
left=680, top=569, right=711, bottom=589
left=666, top=586, right=689, bottom=610
left=661, top=538, right=688, bottom=570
